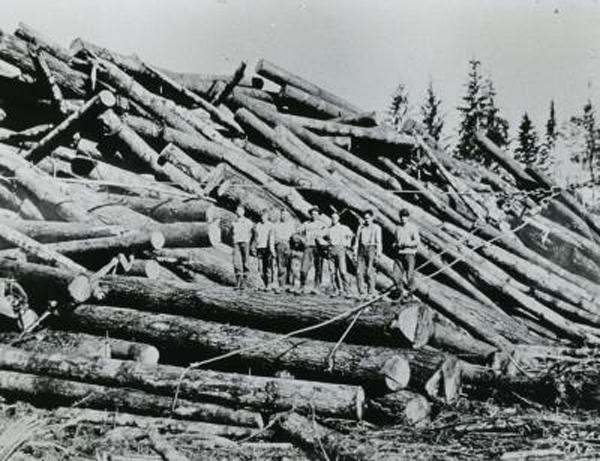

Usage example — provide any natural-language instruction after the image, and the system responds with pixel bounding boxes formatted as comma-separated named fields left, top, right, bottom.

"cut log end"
left=110, top=341, right=160, bottom=365
left=150, top=231, right=165, bottom=250
left=368, top=390, right=432, bottom=425
left=98, top=90, right=117, bottom=108
left=207, top=222, right=222, bottom=247
left=424, top=357, right=462, bottom=404
left=381, top=355, right=411, bottom=392
left=389, top=302, right=434, bottom=348
left=143, top=260, right=161, bottom=279
left=67, top=274, right=93, bottom=303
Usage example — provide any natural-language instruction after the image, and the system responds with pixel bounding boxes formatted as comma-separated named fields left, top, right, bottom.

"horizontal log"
left=367, top=390, right=431, bottom=425
left=0, top=221, right=125, bottom=247
left=279, top=84, right=353, bottom=118
left=0, top=370, right=263, bottom=426
left=0, top=345, right=364, bottom=419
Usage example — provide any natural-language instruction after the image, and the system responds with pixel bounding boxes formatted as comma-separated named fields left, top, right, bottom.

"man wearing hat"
left=392, top=208, right=420, bottom=299
left=298, top=207, right=327, bottom=294
left=354, top=209, right=382, bottom=299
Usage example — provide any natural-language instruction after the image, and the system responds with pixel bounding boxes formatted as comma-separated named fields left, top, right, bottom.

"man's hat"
left=309, top=206, right=320, bottom=214
left=363, top=209, right=374, bottom=217
left=399, top=208, right=410, bottom=217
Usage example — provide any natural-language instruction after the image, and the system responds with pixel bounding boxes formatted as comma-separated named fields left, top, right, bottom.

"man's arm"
left=376, top=226, right=383, bottom=258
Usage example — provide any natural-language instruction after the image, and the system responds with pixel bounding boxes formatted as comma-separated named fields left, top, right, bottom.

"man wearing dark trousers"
left=252, top=209, right=275, bottom=290
left=392, top=208, right=420, bottom=300
left=325, top=211, right=353, bottom=297
left=298, top=207, right=326, bottom=294
left=231, top=204, right=253, bottom=290
left=354, top=209, right=382, bottom=300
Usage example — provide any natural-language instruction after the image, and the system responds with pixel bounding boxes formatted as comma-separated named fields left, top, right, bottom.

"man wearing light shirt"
left=231, top=204, right=253, bottom=290
left=392, top=208, right=420, bottom=299
left=325, top=211, right=353, bottom=297
left=354, top=209, right=382, bottom=299
left=252, top=209, right=275, bottom=290
left=298, top=207, right=326, bottom=294
left=272, top=209, right=297, bottom=293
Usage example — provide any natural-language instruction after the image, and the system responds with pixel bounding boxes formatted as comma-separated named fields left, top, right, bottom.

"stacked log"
left=0, top=23, right=598, bottom=457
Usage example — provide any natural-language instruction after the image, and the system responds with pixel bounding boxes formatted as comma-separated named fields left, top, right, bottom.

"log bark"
left=211, top=61, right=247, bottom=106
left=87, top=193, right=222, bottom=223
left=367, top=390, right=431, bottom=425
left=0, top=183, right=44, bottom=220
left=15, top=22, right=72, bottom=62
left=255, top=59, right=361, bottom=114
left=98, top=110, right=205, bottom=196
left=0, top=370, right=263, bottom=426
left=53, top=407, right=262, bottom=439
left=0, top=345, right=364, bottom=420
left=158, top=143, right=209, bottom=184
left=279, top=84, right=353, bottom=118
left=63, top=303, right=413, bottom=393
left=0, top=221, right=125, bottom=247
left=0, top=222, right=87, bottom=273
left=147, top=429, right=190, bottom=461
left=24, top=90, right=116, bottom=164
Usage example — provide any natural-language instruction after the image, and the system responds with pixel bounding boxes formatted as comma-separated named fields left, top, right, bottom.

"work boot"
left=240, top=275, right=248, bottom=290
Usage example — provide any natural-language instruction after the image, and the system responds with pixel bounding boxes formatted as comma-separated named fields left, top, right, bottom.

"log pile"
left=0, top=22, right=598, bottom=459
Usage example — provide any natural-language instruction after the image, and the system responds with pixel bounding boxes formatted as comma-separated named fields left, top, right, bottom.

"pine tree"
left=420, top=80, right=444, bottom=142
left=456, top=59, right=484, bottom=161
left=515, top=113, right=539, bottom=165
left=386, top=82, right=410, bottom=132
left=480, top=78, right=509, bottom=150
left=582, top=100, right=598, bottom=180
left=545, top=100, right=557, bottom=148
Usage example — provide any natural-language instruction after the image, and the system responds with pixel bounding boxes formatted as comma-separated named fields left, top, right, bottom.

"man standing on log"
left=324, top=211, right=353, bottom=297
left=354, top=209, right=382, bottom=300
left=392, top=208, right=420, bottom=300
left=298, top=207, right=326, bottom=294
left=252, top=210, right=275, bottom=291
left=232, top=204, right=253, bottom=290
left=272, top=209, right=296, bottom=293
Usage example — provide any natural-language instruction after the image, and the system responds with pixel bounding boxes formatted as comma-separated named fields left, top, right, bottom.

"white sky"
left=0, top=0, right=599, bottom=139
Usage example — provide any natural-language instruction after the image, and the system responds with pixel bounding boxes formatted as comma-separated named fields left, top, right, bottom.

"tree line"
left=386, top=59, right=599, bottom=178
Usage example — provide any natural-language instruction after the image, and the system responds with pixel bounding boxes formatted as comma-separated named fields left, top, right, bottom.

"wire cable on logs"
left=169, top=187, right=563, bottom=411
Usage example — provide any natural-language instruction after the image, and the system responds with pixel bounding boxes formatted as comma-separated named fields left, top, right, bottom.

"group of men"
left=231, top=204, right=420, bottom=300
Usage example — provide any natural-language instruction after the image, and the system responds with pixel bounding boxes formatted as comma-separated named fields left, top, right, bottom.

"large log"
left=98, top=110, right=205, bottom=196
left=14, top=22, right=72, bottom=62
left=24, top=90, right=116, bottom=164
left=158, top=143, right=209, bottom=184
left=0, top=345, right=365, bottom=419
left=0, top=221, right=125, bottom=247
left=153, top=246, right=263, bottom=289
left=255, top=59, right=361, bottom=113
left=0, top=183, right=44, bottom=220
left=64, top=303, right=413, bottom=393
left=0, top=370, right=263, bottom=426
left=279, top=84, right=353, bottom=118
left=367, top=390, right=432, bottom=425
left=0, top=31, right=88, bottom=97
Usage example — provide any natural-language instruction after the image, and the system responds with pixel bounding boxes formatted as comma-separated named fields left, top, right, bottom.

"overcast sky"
left=1, top=0, right=599, bottom=139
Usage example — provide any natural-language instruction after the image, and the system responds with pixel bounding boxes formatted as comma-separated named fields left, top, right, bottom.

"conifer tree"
left=582, top=100, right=598, bottom=180
left=545, top=100, right=557, bottom=149
left=481, top=78, right=509, bottom=150
left=420, top=80, right=444, bottom=142
left=515, top=113, right=539, bottom=165
left=456, top=59, right=484, bottom=160
left=386, top=82, right=410, bottom=132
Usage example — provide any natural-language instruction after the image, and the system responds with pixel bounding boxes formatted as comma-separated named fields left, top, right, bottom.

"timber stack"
left=0, top=22, right=597, bottom=460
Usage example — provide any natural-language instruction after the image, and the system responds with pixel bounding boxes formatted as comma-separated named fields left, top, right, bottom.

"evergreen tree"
left=420, top=80, right=444, bottom=142
left=545, top=100, right=557, bottom=148
left=582, top=100, right=598, bottom=180
left=515, top=113, right=540, bottom=165
left=456, top=60, right=509, bottom=164
left=456, top=59, right=485, bottom=161
left=386, top=82, right=410, bottom=132
left=481, top=78, right=510, bottom=149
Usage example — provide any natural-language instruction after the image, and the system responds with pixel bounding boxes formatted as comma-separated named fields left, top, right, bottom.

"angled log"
left=0, top=183, right=44, bottom=220
left=98, top=110, right=205, bottom=196
left=0, top=222, right=87, bottom=273
left=0, top=31, right=88, bottom=97
left=211, top=61, right=247, bottom=106
left=142, top=63, right=242, bottom=135
left=28, top=46, right=65, bottom=114
left=0, top=370, right=263, bottom=427
left=65, top=303, right=412, bottom=393
left=255, top=59, right=361, bottom=113
left=24, top=90, right=116, bottom=164
left=15, top=22, right=72, bottom=62
left=279, top=84, right=353, bottom=118
left=0, top=345, right=364, bottom=420
left=157, top=143, right=209, bottom=184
